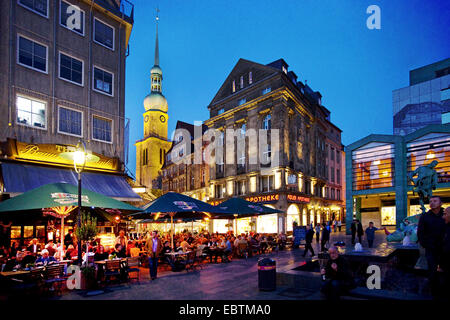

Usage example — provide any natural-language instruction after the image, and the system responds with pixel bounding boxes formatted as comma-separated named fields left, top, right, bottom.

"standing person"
left=337, top=220, right=342, bottom=232
left=320, top=246, right=355, bottom=300
left=441, top=207, right=450, bottom=300
left=417, top=196, right=446, bottom=298
left=27, top=238, right=41, bottom=255
left=365, top=222, right=379, bottom=248
left=145, top=231, right=163, bottom=280
left=321, top=222, right=330, bottom=252
left=356, top=220, right=364, bottom=244
left=333, top=220, right=337, bottom=233
left=315, top=224, right=321, bottom=244
left=302, top=225, right=315, bottom=258
left=114, top=230, right=128, bottom=258
left=350, top=220, right=357, bottom=245
left=64, top=229, right=74, bottom=248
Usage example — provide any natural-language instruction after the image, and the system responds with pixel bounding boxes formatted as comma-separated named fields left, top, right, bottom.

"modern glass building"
left=345, top=124, right=450, bottom=233
left=393, top=58, right=450, bottom=136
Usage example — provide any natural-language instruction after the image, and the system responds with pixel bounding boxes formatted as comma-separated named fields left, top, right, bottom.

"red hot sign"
left=286, top=194, right=310, bottom=203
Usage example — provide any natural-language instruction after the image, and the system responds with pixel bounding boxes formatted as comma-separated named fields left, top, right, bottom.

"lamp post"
left=73, top=140, right=87, bottom=266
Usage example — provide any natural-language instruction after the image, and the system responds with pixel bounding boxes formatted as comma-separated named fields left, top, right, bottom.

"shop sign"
left=11, top=141, right=118, bottom=171
left=245, top=194, right=279, bottom=203
left=51, top=193, right=89, bottom=205
left=287, top=194, right=310, bottom=203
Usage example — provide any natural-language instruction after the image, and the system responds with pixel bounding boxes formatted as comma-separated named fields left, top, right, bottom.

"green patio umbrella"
left=0, top=183, right=141, bottom=259
left=0, top=182, right=140, bottom=212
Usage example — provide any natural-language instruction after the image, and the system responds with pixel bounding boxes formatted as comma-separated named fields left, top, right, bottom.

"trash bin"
left=258, top=258, right=276, bottom=291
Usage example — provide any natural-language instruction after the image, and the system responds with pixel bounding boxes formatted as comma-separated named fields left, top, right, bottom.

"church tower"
left=135, top=10, right=172, bottom=191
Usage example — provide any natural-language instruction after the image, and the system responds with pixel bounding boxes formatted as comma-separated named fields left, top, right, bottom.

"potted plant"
left=74, top=211, right=98, bottom=290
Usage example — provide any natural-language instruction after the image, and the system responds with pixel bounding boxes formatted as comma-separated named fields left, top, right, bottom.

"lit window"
left=249, top=71, right=253, bottom=84
left=238, top=98, right=246, bottom=105
left=16, top=95, right=46, bottom=129
left=282, top=66, right=287, bottom=74
left=93, top=67, right=113, bottom=95
left=240, top=76, right=244, bottom=89
left=59, top=53, right=83, bottom=85
left=262, top=87, right=271, bottom=95
left=94, top=18, right=114, bottom=50
left=19, top=0, right=48, bottom=17
left=60, top=0, right=84, bottom=35
left=262, top=114, right=271, bottom=130
left=218, top=108, right=224, bottom=115
left=18, top=36, right=47, bottom=73
left=58, top=106, right=82, bottom=136
left=232, top=80, right=236, bottom=93
left=92, top=116, right=112, bottom=142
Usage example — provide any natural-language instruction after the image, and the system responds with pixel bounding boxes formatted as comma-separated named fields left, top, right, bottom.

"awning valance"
left=1, top=162, right=141, bottom=202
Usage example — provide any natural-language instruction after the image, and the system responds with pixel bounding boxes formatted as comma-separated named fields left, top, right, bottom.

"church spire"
left=154, top=7, right=160, bottom=67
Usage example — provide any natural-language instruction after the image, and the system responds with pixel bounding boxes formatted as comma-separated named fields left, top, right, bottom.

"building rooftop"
left=409, top=57, right=450, bottom=86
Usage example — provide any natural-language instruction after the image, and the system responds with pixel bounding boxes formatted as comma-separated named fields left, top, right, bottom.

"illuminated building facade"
left=0, top=0, right=139, bottom=245
left=205, top=58, right=345, bottom=234
left=345, top=124, right=450, bottom=233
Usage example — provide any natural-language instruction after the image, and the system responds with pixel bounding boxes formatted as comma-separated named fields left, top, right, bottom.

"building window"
left=262, top=87, right=271, bottom=95
left=238, top=98, right=246, bottom=106
left=16, top=95, right=46, bottom=129
left=337, top=189, right=341, bottom=200
left=92, top=116, right=112, bottom=143
left=94, top=18, right=114, bottom=50
left=337, top=169, right=341, bottom=184
left=18, top=0, right=48, bottom=17
left=60, top=0, right=84, bottom=35
left=240, top=76, right=244, bottom=89
left=218, top=108, right=224, bottom=115
left=93, top=66, right=113, bottom=96
left=160, top=149, right=163, bottom=165
left=143, top=148, right=148, bottom=166
left=232, top=80, right=236, bottom=93
left=336, top=149, right=340, bottom=163
left=249, top=71, right=253, bottom=84
left=262, top=114, right=271, bottom=130
left=59, top=52, right=83, bottom=85
left=240, top=123, right=246, bottom=136
left=331, top=188, right=335, bottom=200
left=282, top=66, right=287, bottom=74
left=260, top=175, right=274, bottom=192
left=17, top=35, right=47, bottom=73
left=262, top=143, right=271, bottom=164
left=58, top=106, right=82, bottom=136
left=331, top=147, right=335, bottom=160
left=330, top=166, right=335, bottom=183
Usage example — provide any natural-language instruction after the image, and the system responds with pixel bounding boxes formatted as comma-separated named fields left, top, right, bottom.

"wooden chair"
left=126, top=257, right=140, bottom=283
left=43, top=264, right=66, bottom=295
left=184, top=251, right=198, bottom=272
left=237, top=243, right=248, bottom=259
left=104, top=259, right=121, bottom=284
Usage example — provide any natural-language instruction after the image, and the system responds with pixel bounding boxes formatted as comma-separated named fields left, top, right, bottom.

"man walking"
left=315, top=224, right=321, bottom=244
left=417, top=195, right=446, bottom=298
left=145, top=230, right=163, bottom=280
left=321, top=222, right=330, bottom=252
left=303, top=225, right=315, bottom=258
left=337, top=220, right=342, bottom=232
left=356, top=220, right=364, bottom=244
left=351, top=220, right=357, bottom=245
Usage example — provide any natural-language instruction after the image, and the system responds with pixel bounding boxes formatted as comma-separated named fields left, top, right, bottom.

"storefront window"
left=407, top=133, right=450, bottom=184
left=36, top=226, right=45, bottom=239
left=236, top=218, right=251, bottom=234
left=381, top=206, right=396, bottom=226
left=24, top=226, right=34, bottom=239
left=11, top=226, right=21, bottom=240
left=287, top=204, right=300, bottom=232
left=257, top=214, right=277, bottom=233
left=352, top=142, right=395, bottom=191
left=302, top=209, right=307, bottom=226
left=213, top=219, right=229, bottom=234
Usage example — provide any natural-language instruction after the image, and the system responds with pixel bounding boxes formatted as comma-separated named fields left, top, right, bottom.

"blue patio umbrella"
left=129, top=192, right=229, bottom=247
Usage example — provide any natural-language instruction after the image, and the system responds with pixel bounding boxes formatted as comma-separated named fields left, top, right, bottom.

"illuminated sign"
left=9, top=140, right=119, bottom=172
left=245, top=194, right=279, bottom=203
left=286, top=194, right=310, bottom=203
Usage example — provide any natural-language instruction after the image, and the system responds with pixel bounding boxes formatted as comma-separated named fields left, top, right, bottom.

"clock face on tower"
left=160, top=115, right=166, bottom=123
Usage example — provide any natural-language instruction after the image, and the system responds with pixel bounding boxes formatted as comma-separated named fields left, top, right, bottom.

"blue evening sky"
left=124, top=0, right=449, bottom=176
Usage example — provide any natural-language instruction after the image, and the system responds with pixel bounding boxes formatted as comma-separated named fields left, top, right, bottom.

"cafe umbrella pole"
left=77, top=171, right=82, bottom=265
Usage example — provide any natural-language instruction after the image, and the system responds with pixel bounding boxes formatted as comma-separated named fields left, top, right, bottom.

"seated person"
left=65, top=245, right=75, bottom=260
left=114, top=243, right=126, bottom=258
left=45, top=240, right=57, bottom=256
left=35, top=249, right=57, bottom=265
left=94, top=246, right=109, bottom=261
left=129, top=242, right=141, bottom=258
left=320, top=246, right=355, bottom=300
left=19, top=251, right=36, bottom=268
left=180, top=238, right=192, bottom=252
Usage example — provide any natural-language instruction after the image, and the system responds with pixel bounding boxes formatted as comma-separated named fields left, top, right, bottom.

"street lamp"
left=60, top=140, right=99, bottom=265
left=74, top=141, right=87, bottom=265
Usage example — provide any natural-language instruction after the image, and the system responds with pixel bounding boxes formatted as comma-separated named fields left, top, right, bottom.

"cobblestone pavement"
left=57, top=231, right=389, bottom=300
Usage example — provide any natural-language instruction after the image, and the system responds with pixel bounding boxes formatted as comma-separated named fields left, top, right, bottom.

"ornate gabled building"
left=204, top=58, right=345, bottom=234
left=135, top=13, right=171, bottom=192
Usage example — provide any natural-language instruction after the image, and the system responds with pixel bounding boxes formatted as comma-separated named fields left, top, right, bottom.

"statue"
left=385, top=214, right=420, bottom=243
left=408, top=160, right=438, bottom=214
